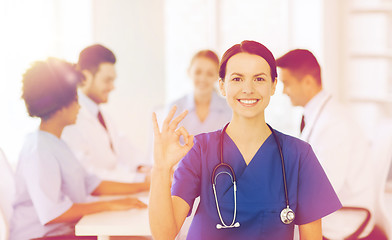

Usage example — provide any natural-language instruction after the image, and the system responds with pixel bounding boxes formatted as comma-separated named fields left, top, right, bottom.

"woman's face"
left=189, top=57, right=219, bottom=97
left=219, top=53, right=277, bottom=120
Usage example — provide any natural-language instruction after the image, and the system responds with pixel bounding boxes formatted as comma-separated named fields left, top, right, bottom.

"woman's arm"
left=299, top=219, right=322, bottom=240
left=149, top=166, right=190, bottom=239
left=148, top=106, right=194, bottom=239
left=91, top=179, right=150, bottom=196
left=47, top=197, right=147, bottom=224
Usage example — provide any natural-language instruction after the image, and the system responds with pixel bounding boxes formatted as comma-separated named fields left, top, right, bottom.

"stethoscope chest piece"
left=280, top=206, right=295, bottom=224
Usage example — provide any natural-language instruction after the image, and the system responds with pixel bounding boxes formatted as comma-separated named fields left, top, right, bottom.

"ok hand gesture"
left=152, top=106, right=194, bottom=170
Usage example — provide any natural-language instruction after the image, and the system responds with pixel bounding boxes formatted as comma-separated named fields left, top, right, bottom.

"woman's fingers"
left=152, top=112, right=160, bottom=137
left=162, top=106, right=177, bottom=130
left=134, top=199, right=147, bottom=208
left=175, top=126, right=189, bottom=139
left=187, top=135, right=195, bottom=148
left=175, top=126, right=194, bottom=146
left=169, top=110, right=188, bottom=131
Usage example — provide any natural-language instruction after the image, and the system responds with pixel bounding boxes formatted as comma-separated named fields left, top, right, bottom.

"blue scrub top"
left=172, top=128, right=341, bottom=240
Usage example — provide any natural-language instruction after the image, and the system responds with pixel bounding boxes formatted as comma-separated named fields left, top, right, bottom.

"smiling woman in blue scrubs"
left=149, top=40, right=342, bottom=240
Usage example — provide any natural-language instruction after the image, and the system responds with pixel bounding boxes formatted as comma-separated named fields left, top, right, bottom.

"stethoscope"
left=211, top=123, right=295, bottom=230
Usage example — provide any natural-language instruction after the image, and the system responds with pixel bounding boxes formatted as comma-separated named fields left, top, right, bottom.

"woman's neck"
left=194, top=91, right=212, bottom=106
left=226, top=114, right=270, bottom=143
left=39, top=119, right=64, bottom=138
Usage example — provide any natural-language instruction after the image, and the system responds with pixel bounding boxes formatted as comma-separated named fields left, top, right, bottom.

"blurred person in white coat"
left=62, top=44, right=146, bottom=181
left=277, top=49, right=377, bottom=240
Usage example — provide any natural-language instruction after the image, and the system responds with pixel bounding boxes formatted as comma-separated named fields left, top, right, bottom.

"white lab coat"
left=301, top=90, right=375, bottom=239
left=62, top=92, right=141, bottom=181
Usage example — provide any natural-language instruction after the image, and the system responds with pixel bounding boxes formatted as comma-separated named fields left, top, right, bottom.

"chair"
left=371, top=121, right=392, bottom=239
left=0, top=149, right=15, bottom=240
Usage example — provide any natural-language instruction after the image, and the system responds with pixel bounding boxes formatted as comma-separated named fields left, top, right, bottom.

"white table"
left=75, top=195, right=151, bottom=240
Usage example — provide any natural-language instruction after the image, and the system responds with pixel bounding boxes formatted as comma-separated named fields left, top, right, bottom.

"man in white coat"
left=62, top=44, right=146, bottom=181
left=277, top=49, right=377, bottom=239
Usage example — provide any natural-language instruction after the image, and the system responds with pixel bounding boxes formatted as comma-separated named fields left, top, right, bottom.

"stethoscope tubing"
left=212, top=122, right=294, bottom=227
left=268, top=124, right=290, bottom=208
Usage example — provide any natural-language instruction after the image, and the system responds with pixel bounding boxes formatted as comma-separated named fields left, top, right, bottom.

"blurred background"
left=0, top=0, right=391, bottom=167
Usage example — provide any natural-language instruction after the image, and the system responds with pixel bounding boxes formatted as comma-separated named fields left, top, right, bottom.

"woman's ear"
left=271, top=77, right=278, bottom=95
left=219, top=79, right=226, bottom=97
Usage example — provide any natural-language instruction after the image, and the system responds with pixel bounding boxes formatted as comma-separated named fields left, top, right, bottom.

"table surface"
left=75, top=194, right=150, bottom=237
left=75, top=188, right=392, bottom=238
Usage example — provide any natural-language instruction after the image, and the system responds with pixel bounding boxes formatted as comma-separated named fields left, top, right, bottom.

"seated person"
left=62, top=44, right=148, bottom=179
left=10, top=58, right=149, bottom=240
left=277, top=49, right=375, bottom=239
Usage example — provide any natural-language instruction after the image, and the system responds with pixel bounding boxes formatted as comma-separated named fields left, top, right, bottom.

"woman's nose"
left=242, top=80, right=254, bottom=94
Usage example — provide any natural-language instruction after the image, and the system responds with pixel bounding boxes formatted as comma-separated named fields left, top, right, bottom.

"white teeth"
left=239, top=99, right=257, bottom=104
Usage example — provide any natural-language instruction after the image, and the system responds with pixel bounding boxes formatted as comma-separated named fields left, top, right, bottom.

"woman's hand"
left=152, top=106, right=194, bottom=170
left=107, top=197, right=147, bottom=211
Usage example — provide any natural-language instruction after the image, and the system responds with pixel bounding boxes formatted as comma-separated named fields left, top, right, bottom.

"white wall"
left=322, top=0, right=392, bottom=138
left=0, top=0, right=93, bottom=166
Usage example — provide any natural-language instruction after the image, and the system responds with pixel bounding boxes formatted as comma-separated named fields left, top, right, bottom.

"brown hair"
left=22, top=58, right=83, bottom=120
left=219, top=40, right=277, bottom=82
left=276, top=49, right=322, bottom=85
left=190, top=50, right=219, bottom=67
left=77, top=44, right=116, bottom=75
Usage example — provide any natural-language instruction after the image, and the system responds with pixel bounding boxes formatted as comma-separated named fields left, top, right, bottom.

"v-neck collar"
left=215, top=131, right=275, bottom=200
left=223, top=131, right=274, bottom=169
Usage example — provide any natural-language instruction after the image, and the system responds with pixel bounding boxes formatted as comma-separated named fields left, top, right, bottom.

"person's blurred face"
left=189, top=57, right=219, bottom=97
left=279, top=68, right=308, bottom=107
left=82, top=63, right=116, bottom=104
left=219, top=53, right=276, bottom=120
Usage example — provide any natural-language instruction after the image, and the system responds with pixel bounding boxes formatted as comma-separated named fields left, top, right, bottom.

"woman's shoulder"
left=18, top=131, right=59, bottom=168
left=193, top=129, right=221, bottom=146
left=168, top=94, right=191, bottom=111
left=273, top=128, right=312, bottom=154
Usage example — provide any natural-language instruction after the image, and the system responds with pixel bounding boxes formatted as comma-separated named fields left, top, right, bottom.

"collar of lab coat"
left=302, top=90, right=331, bottom=138
left=78, top=90, right=100, bottom=117
left=185, top=91, right=226, bottom=112
left=303, top=90, right=329, bottom=124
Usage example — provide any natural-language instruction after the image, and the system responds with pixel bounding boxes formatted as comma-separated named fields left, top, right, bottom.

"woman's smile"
left=237, top=98, right=260, bottom=107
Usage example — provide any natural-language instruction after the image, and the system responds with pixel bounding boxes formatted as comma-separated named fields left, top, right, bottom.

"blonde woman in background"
left=168, top=50, right=232, bottom=239
left=169, top=50, right=232, bottom=137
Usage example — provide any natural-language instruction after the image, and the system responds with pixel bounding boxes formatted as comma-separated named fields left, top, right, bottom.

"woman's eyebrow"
left=230, top=72, right=244, bottom=77
left=230, top=72, right=268, bottom=77
left=254, top=73, right=267, bottom=77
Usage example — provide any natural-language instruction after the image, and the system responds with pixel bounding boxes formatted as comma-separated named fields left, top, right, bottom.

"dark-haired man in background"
left=277, top=49, right=378, bottom=239
left=62, top=44, right=147, bottom=181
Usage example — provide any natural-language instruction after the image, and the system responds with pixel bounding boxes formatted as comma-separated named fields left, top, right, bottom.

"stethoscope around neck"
left=211, top=123, right=295, bottom=230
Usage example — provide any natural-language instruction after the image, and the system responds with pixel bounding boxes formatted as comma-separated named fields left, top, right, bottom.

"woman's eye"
left=255, top=77, right=265, bottom=82
left=232, top=77, right=241, bottom=82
